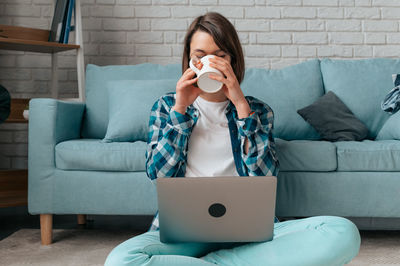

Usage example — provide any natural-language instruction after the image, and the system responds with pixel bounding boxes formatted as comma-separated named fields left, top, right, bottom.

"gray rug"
left=0, top=229, right=399, bottom=265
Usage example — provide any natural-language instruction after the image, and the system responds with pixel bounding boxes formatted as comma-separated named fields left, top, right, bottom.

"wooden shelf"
left=0, top=170, right=28, bottom=208
left=0, top=25, right=79, bottom=53
left=0, top=37, right=79, bottom=53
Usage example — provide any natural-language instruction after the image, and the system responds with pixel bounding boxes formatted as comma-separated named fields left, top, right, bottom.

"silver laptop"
left=156, top=176, right=277, bottom=243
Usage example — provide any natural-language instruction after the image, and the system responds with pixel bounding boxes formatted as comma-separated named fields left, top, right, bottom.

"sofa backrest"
left=82, top=63, right=181, bottom=139
left=241, top=59, right=324, bottom=140
left=320, top=58, right=400, bottom=139
left=83, top=59, right=326, bottom=141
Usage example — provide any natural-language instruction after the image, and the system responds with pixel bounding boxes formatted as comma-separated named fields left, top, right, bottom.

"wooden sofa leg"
left=77, top=214, right=87, bottom=225
left=40, top=214, right=53, bottom=245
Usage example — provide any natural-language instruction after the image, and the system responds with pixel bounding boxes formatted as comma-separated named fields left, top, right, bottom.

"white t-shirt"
left=185, top=96, right=239, bottom=177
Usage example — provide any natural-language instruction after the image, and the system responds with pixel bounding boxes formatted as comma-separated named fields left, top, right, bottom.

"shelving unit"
left=0, top=0, right=85, bottom=208
left=0, top=0, right=85, bottom=107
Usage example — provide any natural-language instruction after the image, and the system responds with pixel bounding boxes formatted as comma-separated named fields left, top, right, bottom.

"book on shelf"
left=60, top=0, right=75, bottom=44
left=48, top=0, right=68, bottom=42
left=48, top=0, right=75, bottom=44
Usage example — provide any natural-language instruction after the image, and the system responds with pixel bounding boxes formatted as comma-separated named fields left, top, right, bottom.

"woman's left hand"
left=208, top=56, right=251, bottom=118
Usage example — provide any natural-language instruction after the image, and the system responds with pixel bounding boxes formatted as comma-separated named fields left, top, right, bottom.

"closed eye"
left=192, top=53, right=226, bottom=59
left=192, top=54, right=205, bottom=59
left=215, top=52, right=228, bottom=58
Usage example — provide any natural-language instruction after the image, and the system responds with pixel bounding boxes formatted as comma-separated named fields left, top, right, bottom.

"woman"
left=145, top=12, right=280, bottom=231
left=105, top=12, right=361, bottom=266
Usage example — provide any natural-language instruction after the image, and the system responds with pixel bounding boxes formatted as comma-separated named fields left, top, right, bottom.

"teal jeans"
left=105, top=216, right=361, bottom=266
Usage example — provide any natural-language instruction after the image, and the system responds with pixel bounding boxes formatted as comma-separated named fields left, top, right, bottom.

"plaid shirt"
left=145, top=92, right=280, bottom=231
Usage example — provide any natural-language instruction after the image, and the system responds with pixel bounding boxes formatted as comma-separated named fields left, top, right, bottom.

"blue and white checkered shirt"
left=145, top=92, right=280, bottom=231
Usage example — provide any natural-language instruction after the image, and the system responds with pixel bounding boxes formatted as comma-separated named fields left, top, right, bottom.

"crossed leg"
left=105, top=216, right=361, bottom=266
left=200, top=216, right=361, bottom=266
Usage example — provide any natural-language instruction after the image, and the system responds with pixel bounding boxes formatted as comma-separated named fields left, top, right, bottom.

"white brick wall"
left=0, top=123, right=28, bottom=169
left=1, top=0, right=400, bottom=169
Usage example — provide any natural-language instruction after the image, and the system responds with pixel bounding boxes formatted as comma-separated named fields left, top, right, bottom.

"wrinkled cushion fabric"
left=275, top=138, right=337, bottom=172
left=334, top=140, right=400, bottom=171
left=103, top=79, right=177, bottom=143
left=297, top=91, right=369, bottom=141
left=55, top=139, right=147, bottom=171
left=105, top=216, right=361, bottom=266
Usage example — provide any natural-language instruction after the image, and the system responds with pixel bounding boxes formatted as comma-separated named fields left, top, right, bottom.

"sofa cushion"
left=320, top=58, right=400, bottom=139
left=241, top=59, right=323, bottom=140
left=376, top=111, right=400, bottom=140
left=103, top=79, right=177, bottom=143
left=55, top=139, right=147, bottom=172
left=297, top=91, right=369, bottom=141
left=82, top=63, right=182, bottom=139
left=275, top=138, right=337, bottom=172
left=334, top=140, right=400, bottom=171
left=56, top=138, right=338, bottom=173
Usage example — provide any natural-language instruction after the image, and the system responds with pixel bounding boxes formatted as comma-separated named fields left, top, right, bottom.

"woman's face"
left=189, top=30, right=231, bottom=64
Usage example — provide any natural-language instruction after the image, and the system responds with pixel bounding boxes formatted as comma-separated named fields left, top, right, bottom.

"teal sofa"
left=28, top=58, right=400, bottom=244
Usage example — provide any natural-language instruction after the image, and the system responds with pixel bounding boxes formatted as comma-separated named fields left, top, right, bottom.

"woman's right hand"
left=173, top=68, right=201, bottom=115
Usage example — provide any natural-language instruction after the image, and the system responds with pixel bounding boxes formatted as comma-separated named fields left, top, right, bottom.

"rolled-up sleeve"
left=236, top=97, right=280, bottom=177
left=145, top=95, right=196, bottom=180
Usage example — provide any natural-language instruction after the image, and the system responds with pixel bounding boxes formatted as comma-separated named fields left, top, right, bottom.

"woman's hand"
left=208, top=56, right=251, bottom=118
left=173, top=68, right=201, bottom=115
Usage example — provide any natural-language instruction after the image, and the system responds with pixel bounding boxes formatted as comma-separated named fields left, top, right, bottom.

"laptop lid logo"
left=208, top=203, right=226, bottom=218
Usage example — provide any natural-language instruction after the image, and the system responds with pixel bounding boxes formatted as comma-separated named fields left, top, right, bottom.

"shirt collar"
left=225, top=100, right=238, bottom=120
left=185, top=97, right=238, bottom=120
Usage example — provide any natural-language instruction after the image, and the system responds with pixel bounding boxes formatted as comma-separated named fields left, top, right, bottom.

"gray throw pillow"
left=297, top=91, right=369, bottom=141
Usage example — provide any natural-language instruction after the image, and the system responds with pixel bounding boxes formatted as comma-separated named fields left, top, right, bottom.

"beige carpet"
left=0, top=229, right=399, bottom=265
left=0, top=229, right=142, bottom=266
left=348, top=231, right=400, bottom=266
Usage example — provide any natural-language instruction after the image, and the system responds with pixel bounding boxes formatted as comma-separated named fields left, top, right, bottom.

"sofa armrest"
left=28, top=98, right=85, bottom=214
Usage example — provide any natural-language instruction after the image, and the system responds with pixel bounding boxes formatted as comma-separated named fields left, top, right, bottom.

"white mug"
left=189, top=54, right=224, bottom=93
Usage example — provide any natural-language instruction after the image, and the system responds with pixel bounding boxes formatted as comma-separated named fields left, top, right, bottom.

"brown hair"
left=182, top=12, right=245, bottom=84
